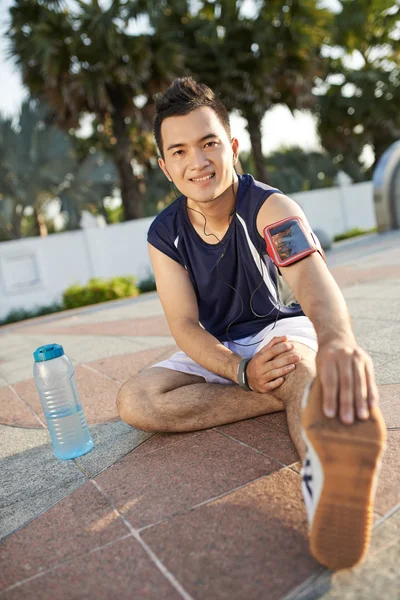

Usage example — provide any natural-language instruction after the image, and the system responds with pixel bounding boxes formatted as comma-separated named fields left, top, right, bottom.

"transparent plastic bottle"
left=33, top=343, right=94, bottom=460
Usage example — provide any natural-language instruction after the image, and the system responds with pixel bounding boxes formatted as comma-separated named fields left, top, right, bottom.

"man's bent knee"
left=274, top=343, right=317, bottom=407
left=116, top=373, right=187, bottom=433
left=116, top=376, right=163, bottom=432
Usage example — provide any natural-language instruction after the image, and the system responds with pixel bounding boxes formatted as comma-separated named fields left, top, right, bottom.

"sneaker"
left=301, top=377, right=387, bottom=570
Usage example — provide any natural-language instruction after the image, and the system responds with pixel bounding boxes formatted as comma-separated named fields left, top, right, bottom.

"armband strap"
left=237, top=358, right=252, bottom=391
left=263, top=216, right=325, bottom=268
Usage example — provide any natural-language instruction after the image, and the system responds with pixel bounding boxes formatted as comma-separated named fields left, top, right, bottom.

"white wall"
left=0, top=218, right=155, bottom=320
left=0, top=182, right=376, bottom=320
left=291, top=181, right=375, bottom=238
left=81, top=217, right=154, bottom=280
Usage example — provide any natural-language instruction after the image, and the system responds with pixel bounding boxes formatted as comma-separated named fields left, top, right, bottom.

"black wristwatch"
left=237, top=358, right=252, bottom=391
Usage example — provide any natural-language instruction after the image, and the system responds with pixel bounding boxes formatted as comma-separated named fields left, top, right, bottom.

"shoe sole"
left=302, top=377, right=387, bottom=570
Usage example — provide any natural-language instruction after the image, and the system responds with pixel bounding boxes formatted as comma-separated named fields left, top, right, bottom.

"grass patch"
left=334, top=227, right=377, bottom=242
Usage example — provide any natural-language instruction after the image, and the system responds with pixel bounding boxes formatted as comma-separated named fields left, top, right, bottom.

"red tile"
left=86, top=345, right=177, bottom=383
left=0, top=386, right=43, bottom=428
left=141, top=469, right=319, bottom=600
left=73, top=366, right=121, bottom=423
left=378, top=384, right=400, bottom=429
left=330, top=266, right=354, bottom=288
left=11, top=379, right=42, bottom=416
left=13, top=367, right=121, bottom=425
left=38, top=316, right=172, bottom=337
left=374, top=432, right=400, bottom=517
left=330, top=265, right=400, bottom=288
left=217, top=414, right=299, bottom=466
left=2, top=536, right=181, bottom=600
left=95, top=430, right=280, bottom=529
left=132, top=431, right=203, bottom=458
left=252, top=410, right=288, bottom=431
left=0, top=482, right=128, bottom=591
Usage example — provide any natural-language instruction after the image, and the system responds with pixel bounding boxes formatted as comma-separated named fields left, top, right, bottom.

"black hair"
left=154, top=77, right=231, bottom=159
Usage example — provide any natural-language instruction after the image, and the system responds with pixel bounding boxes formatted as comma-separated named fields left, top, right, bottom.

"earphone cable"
left=185, top=183, right=281, bottom=347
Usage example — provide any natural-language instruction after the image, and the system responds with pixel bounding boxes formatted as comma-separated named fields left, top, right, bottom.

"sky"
left=0, top=0, right=365, bottom=160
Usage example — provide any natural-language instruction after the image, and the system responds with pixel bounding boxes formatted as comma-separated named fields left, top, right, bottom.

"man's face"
left=158, top=106, right=239, bottom=204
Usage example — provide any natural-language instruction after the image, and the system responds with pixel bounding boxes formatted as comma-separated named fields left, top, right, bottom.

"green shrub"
left=0, top=302, right=64, bottom=326
left=138, top=275, right=157, bottom=293
left=1, top=274, right=149, bottom=326
left=334, top=227, right=377, bottom=242
left=63, top=276, right=138, bottom=310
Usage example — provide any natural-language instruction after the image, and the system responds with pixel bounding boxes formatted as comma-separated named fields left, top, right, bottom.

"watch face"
left=269, top=219, right=311, bottom=261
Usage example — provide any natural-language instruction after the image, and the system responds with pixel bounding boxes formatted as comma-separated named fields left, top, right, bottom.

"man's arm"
left=149, top=242, right=300, bottom=388
left=149, top=242, right=242, bottom=381
left=255, top=194, right=379, bottom=424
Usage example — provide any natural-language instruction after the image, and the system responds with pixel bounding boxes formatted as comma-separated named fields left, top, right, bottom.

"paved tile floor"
left=1, top=231, right=399, bottom=599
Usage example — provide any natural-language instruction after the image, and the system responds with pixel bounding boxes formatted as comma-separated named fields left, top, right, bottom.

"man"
left=117, top=78, right=386, bottom=570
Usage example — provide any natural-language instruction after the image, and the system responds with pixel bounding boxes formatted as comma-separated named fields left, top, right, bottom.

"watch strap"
left=237, top=358, right=251, bottom=391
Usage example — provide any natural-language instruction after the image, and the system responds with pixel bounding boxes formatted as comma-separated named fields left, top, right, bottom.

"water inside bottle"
left=45, top=405, right=93, bottom=459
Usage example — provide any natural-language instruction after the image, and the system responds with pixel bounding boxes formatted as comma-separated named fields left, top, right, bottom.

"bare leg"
left=278, top=344, right=317, bottom=458
left=117, top=342, right=316, bottom=459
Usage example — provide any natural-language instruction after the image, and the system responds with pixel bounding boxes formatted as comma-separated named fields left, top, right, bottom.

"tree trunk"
left=99, top=200, right=110, bottom=224
left=11, top=204, right=23, bottom=239
left=246, top=112, right=269, bottom=183
left=111, top=111, right=143, bottom=220
left=372, top=136, right=393, bottom=170
left=34, top=205, right=48, bottom=237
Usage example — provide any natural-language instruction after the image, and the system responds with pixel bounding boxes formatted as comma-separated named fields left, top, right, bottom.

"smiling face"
left=158, top=107, right=239, bottom=205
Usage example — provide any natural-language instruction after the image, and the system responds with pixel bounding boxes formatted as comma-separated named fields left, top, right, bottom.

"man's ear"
left=158, top=157, right=172, bottom=182
left=231, top=137, right=239, bottom=162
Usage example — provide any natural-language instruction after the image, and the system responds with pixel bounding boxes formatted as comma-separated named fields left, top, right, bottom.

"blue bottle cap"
left=33, top=343, right=64, bottom=362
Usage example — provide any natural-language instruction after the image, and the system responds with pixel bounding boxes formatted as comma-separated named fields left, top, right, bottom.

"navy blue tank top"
left=147, top=173, right=304, bottom=341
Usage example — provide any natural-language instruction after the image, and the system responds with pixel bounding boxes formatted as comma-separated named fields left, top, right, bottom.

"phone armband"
left=263, top=216, right=325, bottom=268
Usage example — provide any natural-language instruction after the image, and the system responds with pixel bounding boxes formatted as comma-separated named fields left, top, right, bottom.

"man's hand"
left=316, top=337, right=379, bottom=424
left=246, top=335, right=302, bottom=393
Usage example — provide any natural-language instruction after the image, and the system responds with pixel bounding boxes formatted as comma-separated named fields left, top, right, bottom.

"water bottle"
left=33, top=343, right=94, bottom=460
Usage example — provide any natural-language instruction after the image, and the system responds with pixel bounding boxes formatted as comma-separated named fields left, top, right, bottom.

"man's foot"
left=301, top=377, right=387, bottom=570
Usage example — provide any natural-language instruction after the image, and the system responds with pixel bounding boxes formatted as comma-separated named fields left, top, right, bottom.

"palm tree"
left=59, top=151, right=118, bottom=230
left=150, top=0, right=332, bottom=182
left=8, top=0, right=182, bottom=220
left=0, top=101, right=116, bottom=240
left=241, top=146, right=367, bottom=194
left=316, top=0, right=400, bottom=175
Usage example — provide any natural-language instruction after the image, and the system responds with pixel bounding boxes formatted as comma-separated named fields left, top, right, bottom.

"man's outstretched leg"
left=301, top=377, right=387, bottom=570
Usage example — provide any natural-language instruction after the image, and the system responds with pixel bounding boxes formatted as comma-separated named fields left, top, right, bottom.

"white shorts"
left=151, top=316, right=318, bottom=385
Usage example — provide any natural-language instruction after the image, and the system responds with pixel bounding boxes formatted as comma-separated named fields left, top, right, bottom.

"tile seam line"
left=373, top=502, right=400, bottom=530
left=248, top=416, right=288, bottom=433
left=0, top=294, right=160, bottom=331
left=79, top=362, right=123, bottom=383
left=281, top=567, right=328, bottom=600
left=127, top=430, right=205, bottom=459
left=8, top=385, right=46, bottom=428
left=90, top=480, right=194, bottom=600
left=79, top=346, right=175, bottom=382
left=214, top=428, right=295, bottom=469
left=283, top=504, right=400, bottom=600
left=69, top=431, right=157, bottom=480
left=0, top=474, right=87, bottom=511
left=137, top=467, right=294, bottom=534
left=0, top=533, right=134, bottom=596
left=84, top=432, right=205, bottom=477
